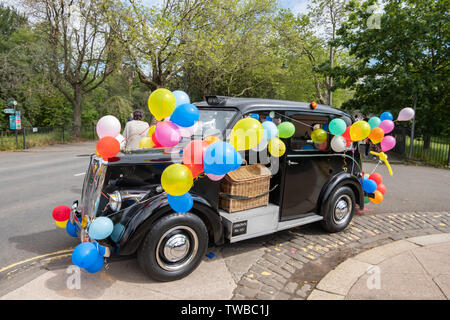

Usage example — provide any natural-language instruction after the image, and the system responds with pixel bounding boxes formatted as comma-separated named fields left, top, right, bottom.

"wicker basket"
left=219, top=164, right=272, bottom=213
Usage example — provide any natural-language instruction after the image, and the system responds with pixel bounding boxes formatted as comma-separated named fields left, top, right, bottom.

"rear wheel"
left=137, top=213, right=208, bottom=281
left=320, top=186, right=355, bottom=233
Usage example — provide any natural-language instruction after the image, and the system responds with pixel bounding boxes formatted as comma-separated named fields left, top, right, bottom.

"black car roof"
left=194, top=96, right=351, bottom=118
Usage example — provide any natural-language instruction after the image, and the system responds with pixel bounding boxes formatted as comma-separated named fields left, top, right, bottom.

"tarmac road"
left=0, top=142, right=449, bottom=273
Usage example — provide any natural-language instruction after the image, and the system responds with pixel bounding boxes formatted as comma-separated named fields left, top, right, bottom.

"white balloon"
left=252, top=137, right=268, bottom=152
left=331, top=135, right=347, bottom=152
left=97, top=115, right=121, bottom=138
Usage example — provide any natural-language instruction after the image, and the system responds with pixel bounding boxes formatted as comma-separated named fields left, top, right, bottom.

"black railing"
left=0, top=125, right=97, bottom=151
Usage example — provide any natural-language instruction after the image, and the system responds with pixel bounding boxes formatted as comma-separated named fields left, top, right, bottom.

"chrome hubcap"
left=163, top=234, right=190, bottom=262
left=333, top=195, right=352, bottom=224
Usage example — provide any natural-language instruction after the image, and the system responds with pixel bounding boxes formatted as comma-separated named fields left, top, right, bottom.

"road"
left=0, top=142, right=449, bottom=272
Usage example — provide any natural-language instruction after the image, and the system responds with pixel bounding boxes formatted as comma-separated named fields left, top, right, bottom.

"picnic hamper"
left=219, top=164, right=273, bottom=213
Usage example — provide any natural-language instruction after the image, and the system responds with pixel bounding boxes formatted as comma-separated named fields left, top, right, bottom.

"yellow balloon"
left=161, top=164, right=193, bottom=196
left=311, top=128, right=327, bottom=143
left=268, top=137, right=286, bottom=157
left=230, top=118, right=263, bottom=151
left=148, top=125, right=156, bottom=137
left=350, top=121, right=371, bottom=141
left=148, top=89, right=176, bottom=121
left=55, top=220, right=68, bottom=229
left=139, top=137, right=154, bottom=149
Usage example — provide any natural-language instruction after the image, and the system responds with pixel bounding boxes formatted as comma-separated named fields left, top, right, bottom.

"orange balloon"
left=204, top=136, right=221, bottom=145
left=97, top=136, right=120, bottom=160
left=369, top=127, right=385, bottom=144
left=369, top=190, right=384, bottom=204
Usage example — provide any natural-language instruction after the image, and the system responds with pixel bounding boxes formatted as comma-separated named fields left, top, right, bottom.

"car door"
left=280, top=112, right=333, bottom=220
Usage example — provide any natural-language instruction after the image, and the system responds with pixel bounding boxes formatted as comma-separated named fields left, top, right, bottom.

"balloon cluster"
left=72, top=242, right=107, bottom=273
left=96, top=115, right=123, bottom=160
left=361, top=172, right=386, bottom=204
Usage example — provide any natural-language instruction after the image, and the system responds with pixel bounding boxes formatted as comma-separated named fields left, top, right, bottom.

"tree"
left=24, top=0, right=123, bottom=137
left=333, top=0, right=449, bottom=139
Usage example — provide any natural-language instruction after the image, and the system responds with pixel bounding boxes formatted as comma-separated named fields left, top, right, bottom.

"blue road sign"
left=3, top=108, right=14, bottom=114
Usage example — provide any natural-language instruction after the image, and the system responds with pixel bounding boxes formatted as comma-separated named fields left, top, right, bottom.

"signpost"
left=5, top=98, right=21, bottom=149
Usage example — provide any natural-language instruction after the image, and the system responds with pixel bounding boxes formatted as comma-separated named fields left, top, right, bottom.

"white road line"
left=74, top=172, right=86, bottom=176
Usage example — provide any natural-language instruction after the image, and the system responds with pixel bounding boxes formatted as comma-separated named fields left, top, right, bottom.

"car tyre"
left=137, top=212, right=208, bottom=282
left=320, top=186, right=355, bottom=233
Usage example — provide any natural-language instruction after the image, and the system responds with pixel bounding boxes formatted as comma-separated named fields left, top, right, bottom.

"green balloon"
left=329, top=118, right=347, bottom=136
left=364, top=196, right=370, bottom=204
left=368, top=117, right=381, bottom=129
left=311, top=128, right=327, bottom=143
left=277, top=122, right=295, bottom=138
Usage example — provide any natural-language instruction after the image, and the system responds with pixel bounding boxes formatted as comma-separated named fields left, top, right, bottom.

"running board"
left=219, top=205, right=323, bottom=243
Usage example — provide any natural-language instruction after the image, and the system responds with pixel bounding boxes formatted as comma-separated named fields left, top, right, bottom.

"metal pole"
left=14, top=104, right=18, bottom=149
left=408, top=92, right=418, bottom=159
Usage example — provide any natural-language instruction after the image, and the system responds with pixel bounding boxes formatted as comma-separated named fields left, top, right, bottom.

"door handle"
left=287, top=160, right=299, bottom=166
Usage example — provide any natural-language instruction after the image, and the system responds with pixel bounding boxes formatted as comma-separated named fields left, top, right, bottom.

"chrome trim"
left=332, top=194, right=352, bottom=225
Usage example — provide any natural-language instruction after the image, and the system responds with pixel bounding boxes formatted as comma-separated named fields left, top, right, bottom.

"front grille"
left=80, top=155, right=107, bottom=219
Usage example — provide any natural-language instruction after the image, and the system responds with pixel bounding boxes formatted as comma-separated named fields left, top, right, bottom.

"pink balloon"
left=154, top=121, right=181, bottom=147
left=96, top=115, right=121, bottom=138
left=176, top=122, right=198, bottom=138
left=381, top=135, right=396, bottom=152
left=206, top=173, right=225, bottom=181
left=397, top=107, right=415, bottom=121
left=379, top=120, right=394, bottom=134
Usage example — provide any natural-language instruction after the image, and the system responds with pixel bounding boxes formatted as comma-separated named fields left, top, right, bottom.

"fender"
left=317, top=172, right=364, bottom=214
left=117, top=192, right=223, bottom=256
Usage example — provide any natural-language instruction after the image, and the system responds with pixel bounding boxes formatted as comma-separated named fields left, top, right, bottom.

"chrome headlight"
left=108, top=191, right=122, bottom=212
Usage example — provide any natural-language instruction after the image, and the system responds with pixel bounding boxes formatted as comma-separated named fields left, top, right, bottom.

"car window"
left=194, top=109, right=237, bottom=136
left=287, top=113, right=330, bottom=152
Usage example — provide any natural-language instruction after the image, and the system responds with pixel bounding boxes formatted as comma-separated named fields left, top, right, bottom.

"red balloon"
left=52, top=205, right=70, bottom=222
left=152, top=132, right=162, bottom=147
left=184, top=163, right=203, bottom=178
left=97, top=136, right=120, bottom=160
left=342, top=126, right=352, bottom=147
left=182, top=140, right=209, bottom=178
left=369, top=172, right=383, bottom=185
left=377, top=183, right=386, bottom=195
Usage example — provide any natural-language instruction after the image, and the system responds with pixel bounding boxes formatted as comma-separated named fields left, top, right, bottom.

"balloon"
left=311, top=128, right=327, bottom=143
left=152, top=132, right=161, bottom=147
left=252, top=137, right=268, bottom=152
left=206, top=173, right=225, bottom=181
left=88, top=217, right=114, bottom=240
left=364, top=196, right=370, bottom=204
left=329, top=118, right=347, bottom=136
left=148, top=88, right=176, bottom=121
left=115, top=134, right=126, bottom=149
left=72, top=242, right=98, bottom=269
left=323, top=122, right=329, bottom=133
left=342, top=126, right=352, bottom=147
left=110, top=223, right=125, bottom=243
left=380, top=112, right=393, bottom=121
left=250, top=113, right=259, bottom=120
left=172, top=90, right=190, bottom=107
left=204, top=135, right=221, bottom=145
left=154, top=121, right=181, bottom=147
left=369, top=172, right=383, bottom=185
left=167, top=193, right=193, bottom=213
left=262, top=121, right=278, bottom=140
left=377, top=183, right=386, bottom=195
left=230, top=118, right=264, bottom=151
left=52, top=205, right=71, bottom=222
left=397, top=107, right=415, bottom=121
left=66, top=219, right=79, bottom=237
left=362, top=178, right=377, bottom=193
left=277, top=122, right=295, bottom=139
left=301, top=145, right=315, bottom=150
left=148, top=125, right=156, bottom=137
left=177, top=122, right=198, bottom=137
left=349, top=121, right=371, bottom=141
left=96, top=115, right=121, bottom=139
left=331, top=135, right=347, bottom=152
left=55, top=220, right=68, bottom=228
left=182, top=140, right=209, bottom=177
left=381, top=135, right=396, bottom=152
left=368, top=117, right=381, bottom=129
left=97, top=136, right=120, bottom=159
left=369, top=190, right=384, bottom=204
left=85, top=254, right=104, bottom=273
left=170, top=103, right=199, bottom=128
left=268, top=137, right=286, bottom=157
left=316, top=141, right=328, bottom=151
left=379, top=120, right=394, bottom=134
left=139, top=136, right=154, bottom=149
left=161, top=164, right=194, bottom=196
left=368, top=127, right=385, bottom=144
left=203, top=142, right=242, bottom=175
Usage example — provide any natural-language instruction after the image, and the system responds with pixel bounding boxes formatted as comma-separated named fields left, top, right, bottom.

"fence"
left=391, top=126, right=450, bottom=168
left=0, top=125, right=97, bottom=151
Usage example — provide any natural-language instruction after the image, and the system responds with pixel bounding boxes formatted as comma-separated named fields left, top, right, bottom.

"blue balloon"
left=88, top=217, right=114, bottom=240
left=170, top=103, right=199, bottom=127
left=85, top=253, right=104, bottom=273
left=250, top=113, right=259, bottom=120
left=66, top=219, right=79, bottom=238
left=380, top=112, right=393, bottom=121
left=323, top=122, right=329, bottom=133
left=110, top=223, right=125, bottom=243
left=172, top=90, right=190, bottom=107
left=262, top=121, right=278, bottom=140
left=168, top=193, right=193, bottom=213
left=203, top=142, right=242, bottom=175
left=72, top=242, right=98, bottom=269
left=301, top=144, right=315, bottom=150
left=362, top=178, right=377, bottom=193
left=265, top=116, right=272, bottom=122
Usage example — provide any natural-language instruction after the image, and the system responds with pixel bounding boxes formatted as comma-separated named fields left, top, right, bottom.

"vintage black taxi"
left=70, top=96, right=364, bottom=281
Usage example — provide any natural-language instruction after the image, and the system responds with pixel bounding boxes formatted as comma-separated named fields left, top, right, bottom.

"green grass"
left=405, top=136, right=450, bottom=167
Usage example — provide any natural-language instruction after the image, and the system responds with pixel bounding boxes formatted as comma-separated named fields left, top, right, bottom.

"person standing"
left=122, top=109, right=150, bottom=150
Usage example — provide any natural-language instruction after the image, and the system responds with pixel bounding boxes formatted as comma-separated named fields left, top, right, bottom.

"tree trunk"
left=328, top=45, right=334, bottom=106
left=73, top=86, right=82, bottom=138
left=423, top=134, right=431, bottom=150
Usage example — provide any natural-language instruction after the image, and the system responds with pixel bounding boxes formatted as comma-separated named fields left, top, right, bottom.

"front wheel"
left=137, top=213, right=208, bottom=281
left=320, top=186, right=356, bottom=233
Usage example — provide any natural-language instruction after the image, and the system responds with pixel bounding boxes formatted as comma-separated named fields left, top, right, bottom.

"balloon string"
left=370, top=161, right=381, bottom=175
left=272, top=112, right=314, bottom=129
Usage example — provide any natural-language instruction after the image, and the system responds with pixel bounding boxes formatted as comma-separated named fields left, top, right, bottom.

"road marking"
left=74, top=172, right=86, bottom=176
left=0, top=249, right=74, bottom=274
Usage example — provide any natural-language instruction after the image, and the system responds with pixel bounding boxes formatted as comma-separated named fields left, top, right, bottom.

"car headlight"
left=108, top=191, right=122, bottom=212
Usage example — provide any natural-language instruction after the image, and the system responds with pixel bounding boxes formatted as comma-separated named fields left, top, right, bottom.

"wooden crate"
left=219, top=164, right=272, bottom=213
